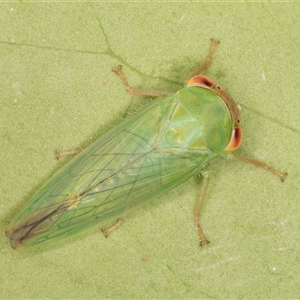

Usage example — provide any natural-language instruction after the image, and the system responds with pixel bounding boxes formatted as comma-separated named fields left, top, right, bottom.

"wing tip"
left=5, top=227, right=25, bottom=251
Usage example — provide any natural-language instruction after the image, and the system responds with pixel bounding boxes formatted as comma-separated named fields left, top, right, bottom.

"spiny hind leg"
left=55, top=148, right=82, bottom=160
left=102, top=217, right=126, bottom=237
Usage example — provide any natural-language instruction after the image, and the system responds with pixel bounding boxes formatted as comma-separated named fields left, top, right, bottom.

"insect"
left=5, top=40, right=287, bottom=250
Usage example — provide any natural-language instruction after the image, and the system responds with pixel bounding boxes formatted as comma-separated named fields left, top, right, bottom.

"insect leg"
left=194, top=171, right=211, bottom=246
left=228, top=153, right=288, bottom=182
left=101, top=217, right=126, bottom=237
left=55, top=148, right=82, bottom=160
left=112, top=65, right=171, bottom=97
left=188, top=39, right=220, bottom=79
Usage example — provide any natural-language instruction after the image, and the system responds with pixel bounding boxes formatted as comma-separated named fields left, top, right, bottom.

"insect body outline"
left=5, top=40, right=287, bottom=250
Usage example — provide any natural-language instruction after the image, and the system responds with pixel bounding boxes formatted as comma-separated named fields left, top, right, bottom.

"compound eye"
left=225, top=127, right=243, bottom=151
left=187, top=75, right=215, bottom=88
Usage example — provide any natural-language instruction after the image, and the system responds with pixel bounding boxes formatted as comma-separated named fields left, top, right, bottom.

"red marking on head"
left=187, top=75, right=215, bottom=88
left=225, top=127, right=243, bottom=151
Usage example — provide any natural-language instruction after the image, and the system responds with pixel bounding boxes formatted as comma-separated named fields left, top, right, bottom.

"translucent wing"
left=6, top=95, right=213, bottom=249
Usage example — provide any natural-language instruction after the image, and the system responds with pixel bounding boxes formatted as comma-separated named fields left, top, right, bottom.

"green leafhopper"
left=5, top=40, right=287, bottom=250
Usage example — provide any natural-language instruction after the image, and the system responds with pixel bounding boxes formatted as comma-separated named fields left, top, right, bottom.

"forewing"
left=6, top=97, right=210, bottom=249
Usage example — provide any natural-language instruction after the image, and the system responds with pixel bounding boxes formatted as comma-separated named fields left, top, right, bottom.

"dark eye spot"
left=203, top=78, right=212, bottom=87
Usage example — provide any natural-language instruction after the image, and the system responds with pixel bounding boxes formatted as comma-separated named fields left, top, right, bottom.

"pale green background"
left=1, top=2, right=299, bottom=299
